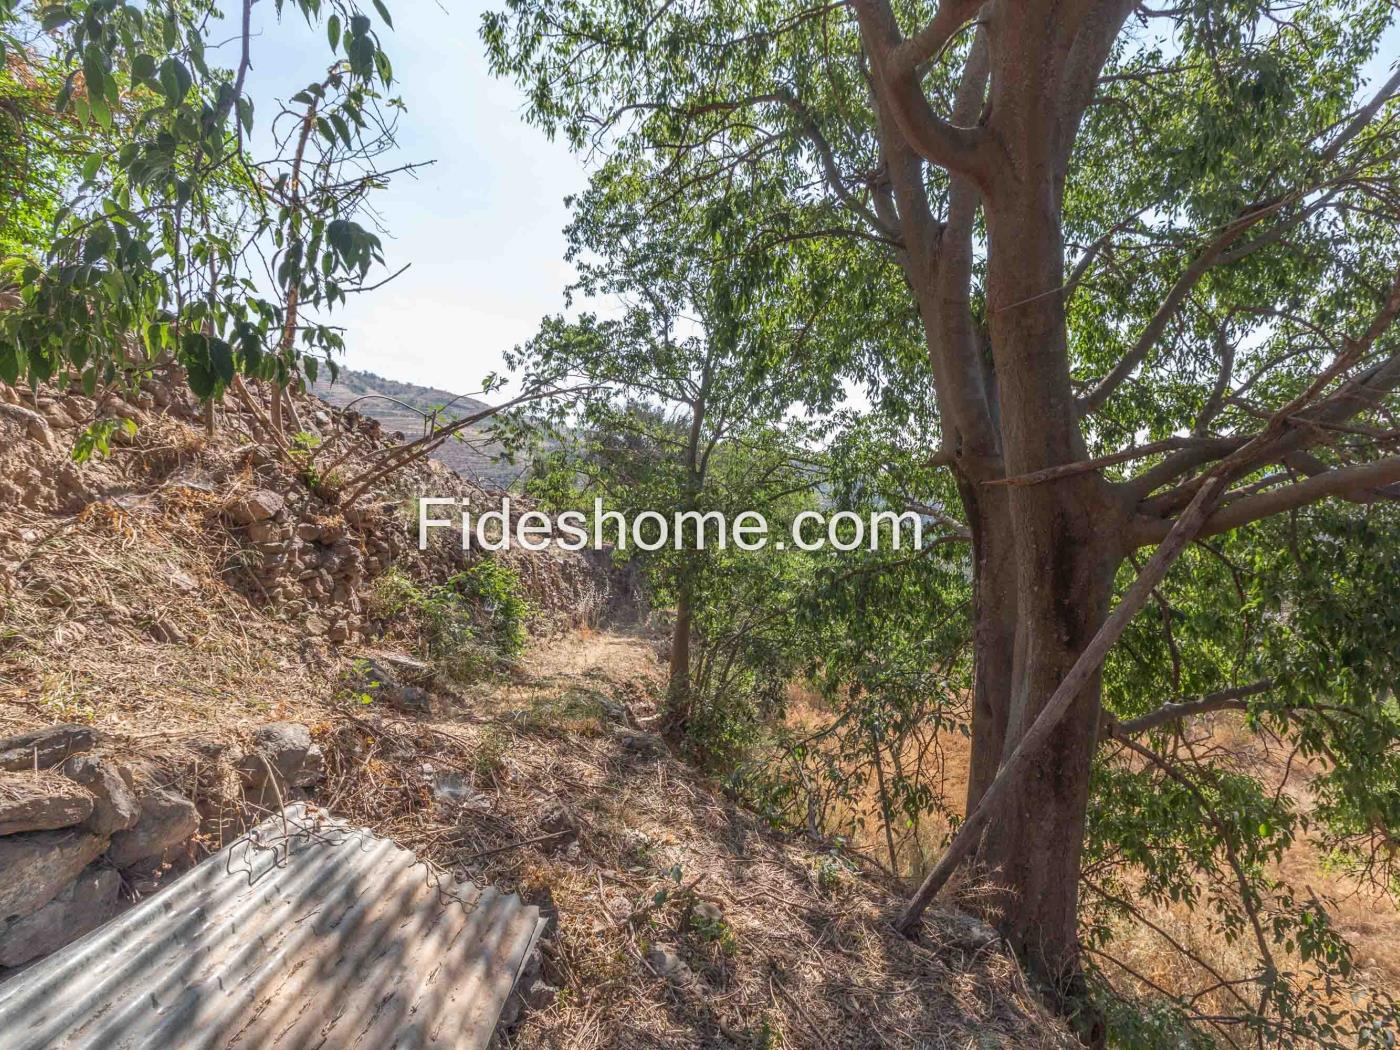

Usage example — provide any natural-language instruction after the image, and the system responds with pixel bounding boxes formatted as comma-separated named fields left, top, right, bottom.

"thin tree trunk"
left=665, top=577, right=694, bottom=736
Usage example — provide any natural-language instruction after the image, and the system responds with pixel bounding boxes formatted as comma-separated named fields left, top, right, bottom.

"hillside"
left=310, top=367, right=520, bottom=489
left=0, top=374, right=1072, bottom=1048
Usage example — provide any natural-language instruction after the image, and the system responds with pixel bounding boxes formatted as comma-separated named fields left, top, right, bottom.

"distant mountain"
left=310, top=368, right=522, bottom=489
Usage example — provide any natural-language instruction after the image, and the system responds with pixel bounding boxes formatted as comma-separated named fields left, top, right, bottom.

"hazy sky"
left=232, top=0, right=586, bottom=397
left=229, top=5, right=1400, bottom=402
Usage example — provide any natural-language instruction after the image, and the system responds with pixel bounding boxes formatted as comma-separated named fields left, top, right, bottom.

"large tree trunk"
left=967, top=152, right=1125, bottom=1038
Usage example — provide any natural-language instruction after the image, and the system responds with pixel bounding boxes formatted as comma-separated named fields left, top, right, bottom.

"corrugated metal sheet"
left=0, top=803, right=545, bottom=1049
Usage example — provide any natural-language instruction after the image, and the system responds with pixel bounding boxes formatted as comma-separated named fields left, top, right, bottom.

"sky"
left=228, top=0, right=587, bottom=398
left=224, top=4, right=1400, bottom=405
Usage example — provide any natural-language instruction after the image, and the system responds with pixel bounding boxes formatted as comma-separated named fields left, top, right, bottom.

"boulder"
left=0, top=828, right=108, bottom=922
left=0, top=772, right=93, bottom=836
left=236, top=723, right=325, bottom=789
left=225, top=489, right=285, bottom=525
left=60, top=756, right=140, bottom=835
left=0, top=865, right=122, bottom=967
left=107, top=786, right=200, bottom=868
left=0, top=725, right=98, bottom=773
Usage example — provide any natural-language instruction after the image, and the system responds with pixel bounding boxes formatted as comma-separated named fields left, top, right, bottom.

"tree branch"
left=1129, top=453, right=1400, bottom=546
left=855, top=0, right=992, bottom=186
left=1107, top=679, right=1275, bottom=737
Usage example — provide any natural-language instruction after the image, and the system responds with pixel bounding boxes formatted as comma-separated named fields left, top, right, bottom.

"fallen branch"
left=457, top=829, right=574, bottom=864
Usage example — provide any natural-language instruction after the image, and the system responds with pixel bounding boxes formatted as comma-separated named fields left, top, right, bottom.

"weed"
left=367, top=561, right=529, bottom=686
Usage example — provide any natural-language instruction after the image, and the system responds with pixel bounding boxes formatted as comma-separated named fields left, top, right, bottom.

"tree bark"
left=965, top=134, right=1123, bottom=1037
left=665, top=575, right=694, bottom=737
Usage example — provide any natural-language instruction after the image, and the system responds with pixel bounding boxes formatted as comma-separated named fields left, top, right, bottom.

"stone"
left=0, top=725, right=98, bottom=773
left=934, top=910, right=1000, bottom=952
left=246, top=520, right=282, bottom=544
left=537, top=803, right=579, bottom=840
left=351, top=657, right=433, bottom=713
left=616, top=729, right=667, bottom=760
left=690, top=901, right=724, bottom=927
left=0, top=772, right=93, bottom=835
left=645, top=945, right=694, bottom=986
left=295, top=522, right=322, bottom=541
left=0, top=864, right=122, bottom=967
left=236, top=723, right=325, bottom=789
left=0, top=828, right=108, bottom=921
left=522, top=979, right=558, bottom=1011
left=107, top=787, right=200, bottom=869
left=225, top=488, right=285, bottom=525
left=60, top=756, right=140, bottom=835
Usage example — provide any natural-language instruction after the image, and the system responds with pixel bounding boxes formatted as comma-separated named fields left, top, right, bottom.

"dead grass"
left=2, top=514, right=1075, bottom=1048
left=783, top=694, right=1400, bottom=1044
left=315, top=631, right=1075, bottom=1050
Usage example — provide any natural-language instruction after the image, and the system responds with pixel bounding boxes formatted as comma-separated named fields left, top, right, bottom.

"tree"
left=485, top=0, right=1400, bottom=1038
left=507, top=161, right=846, bottom=737
left=0, top=0, right=405, bottom=421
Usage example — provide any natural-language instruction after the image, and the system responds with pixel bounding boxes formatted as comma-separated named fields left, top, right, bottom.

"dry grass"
left=782, top=692, right=1400, bottom=1044
left=1, top=494, right=1074, bottom=1048
left=1, top=486, right=336, bottom=740
left=317, top=631, right=1075, bottom=1050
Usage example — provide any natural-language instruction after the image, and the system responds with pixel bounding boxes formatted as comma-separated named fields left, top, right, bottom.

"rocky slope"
left=0, top=372, right=1071, bottom=1047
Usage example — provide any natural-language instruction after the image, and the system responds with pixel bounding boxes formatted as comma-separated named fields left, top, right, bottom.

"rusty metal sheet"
left=0, top=804, right=545, bottom=1049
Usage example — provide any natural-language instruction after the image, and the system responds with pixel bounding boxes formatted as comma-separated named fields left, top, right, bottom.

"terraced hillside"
left=311, top=368, right=521, bottom=489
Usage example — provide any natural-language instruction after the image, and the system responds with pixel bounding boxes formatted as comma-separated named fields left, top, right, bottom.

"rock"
left=225, top=488, right=285, bottom=525
left=0, top=772, right=93, bottom=835
left=236, top=723, right=325, bottom=789
left=246, top=520, right=282, bottom=544
left=522, top=979, right=558, bottom=1011
left=645, top=945, right=694, bottom=986
left=0, top=865, right=122, bottom=967
left=0, top=829, right=108, bottom=921
left=60, top=756, right=140, bottom=835
left=537, top=803, right=579, bottom=840
left=146, top=621, right=187, bottom=645
left=690, top=901, right=724, bottom=927
left=351, top=657, right=433, bottom=713
left=295, top=522, right=322, bottom=541
left=107, top=787, right=200, bottom=868
left=934, top=910, right=999, bottom=952
left=0, top=725, right=99, bottom=773
left=616, top=729, right=668, bottom=761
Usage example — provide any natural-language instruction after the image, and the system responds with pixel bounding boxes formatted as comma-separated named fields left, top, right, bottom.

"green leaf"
left=327, top=13, right=341, bottom=51
left=158, top=58, right=192, bottom=106
left=372, top=0, right=393, bottom=29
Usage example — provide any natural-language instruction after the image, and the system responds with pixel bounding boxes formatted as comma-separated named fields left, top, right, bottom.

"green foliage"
left=367, top=560, right=529, bottom=686
left=70, top=414, right=135, bottom=462
left=0, top=0, right=404, bottom=401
